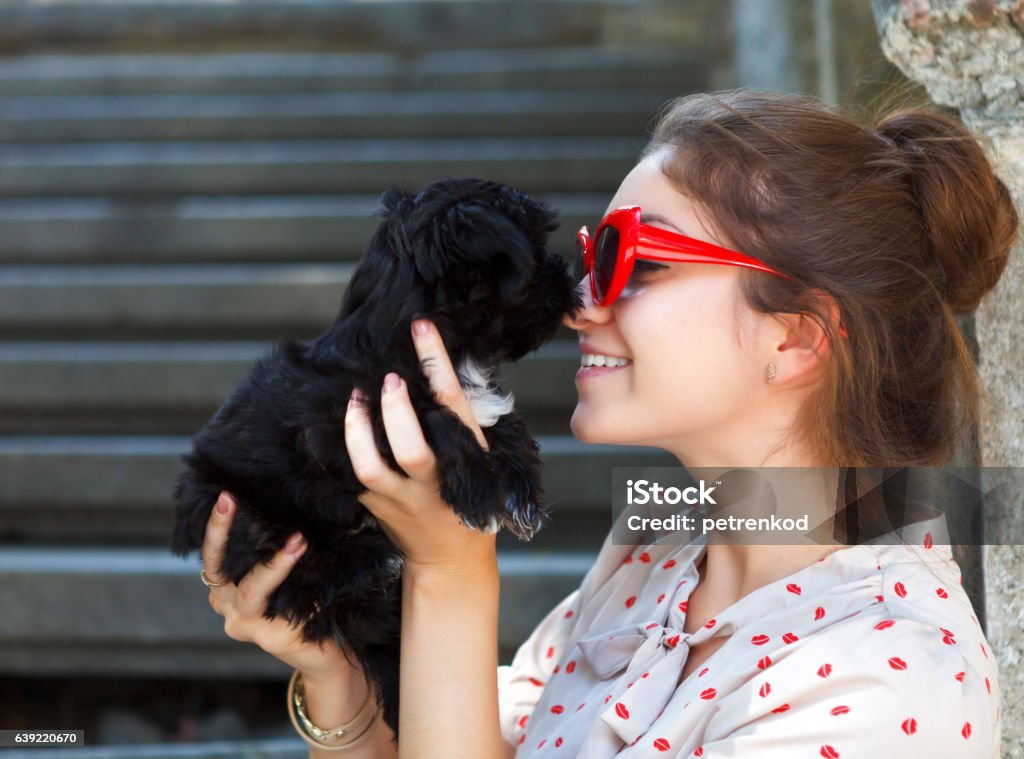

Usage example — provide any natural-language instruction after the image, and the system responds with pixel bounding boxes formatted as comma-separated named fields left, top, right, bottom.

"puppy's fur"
left=170, top=177, right=582, bottom=739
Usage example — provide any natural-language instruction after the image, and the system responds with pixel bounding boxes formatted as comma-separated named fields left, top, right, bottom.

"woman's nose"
left=562, top=277, right=611, bottom=330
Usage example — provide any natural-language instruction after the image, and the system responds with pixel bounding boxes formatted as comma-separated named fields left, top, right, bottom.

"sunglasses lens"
left=594, top=226, right=620, bottom=302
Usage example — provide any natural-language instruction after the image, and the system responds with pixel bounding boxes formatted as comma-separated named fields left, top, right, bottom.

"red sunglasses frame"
left=576, top=206, right=792, bottom=308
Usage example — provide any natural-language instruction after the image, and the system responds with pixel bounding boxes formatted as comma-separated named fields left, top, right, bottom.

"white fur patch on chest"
left=456, top=356, right=514, bottom=428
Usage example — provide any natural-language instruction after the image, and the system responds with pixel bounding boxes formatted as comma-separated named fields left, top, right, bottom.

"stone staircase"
left=0, top=4, right=691, bottom=753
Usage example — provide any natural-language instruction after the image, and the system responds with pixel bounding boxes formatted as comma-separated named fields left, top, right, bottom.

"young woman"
left=198, top=90, right=1018, bottom=757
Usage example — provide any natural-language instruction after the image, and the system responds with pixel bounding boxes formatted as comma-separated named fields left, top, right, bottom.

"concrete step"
left=0, top=434, right=674, bottom=542
left=0, top=1, right=649, bottom=53
left=0, top=263, right=353, bottom=339
left=0, top=89, right=667, bottom=142
left=0, top=194, right=605, bottom=263
left=0, top=48, right=697, bottom=96
left=0, top=546, right=596, bottom=677
left=0, top=137, right=637, bottom=197
left=0, top=340, right=584, bottom=433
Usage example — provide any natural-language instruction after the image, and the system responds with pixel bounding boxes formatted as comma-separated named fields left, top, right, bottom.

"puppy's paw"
left=458, top=513, right=501, bottom=534
left=481, top=414, right=548, bottom=540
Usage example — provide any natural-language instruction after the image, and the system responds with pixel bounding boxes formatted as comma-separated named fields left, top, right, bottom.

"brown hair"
left=642, top=89, right=1019, bottom=467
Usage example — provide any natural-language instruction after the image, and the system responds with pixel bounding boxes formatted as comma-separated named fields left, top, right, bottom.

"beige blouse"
left=498, top=512, right=999, bottom=758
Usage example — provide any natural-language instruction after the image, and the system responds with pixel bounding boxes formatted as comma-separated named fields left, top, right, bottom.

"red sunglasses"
left=576, top=206, right=792, bottom=307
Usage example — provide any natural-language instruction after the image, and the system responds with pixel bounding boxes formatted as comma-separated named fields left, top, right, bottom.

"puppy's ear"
left=378, top=185, right=412, bottom=216
left=420, top=202, right=535, bottom=301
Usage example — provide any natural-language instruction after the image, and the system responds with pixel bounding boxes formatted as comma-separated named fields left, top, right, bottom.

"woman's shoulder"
left=757, top=540, right=1001, bottom=751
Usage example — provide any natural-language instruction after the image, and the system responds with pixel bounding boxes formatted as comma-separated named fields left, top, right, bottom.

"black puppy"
left=169, top=177, right=582, bottom=740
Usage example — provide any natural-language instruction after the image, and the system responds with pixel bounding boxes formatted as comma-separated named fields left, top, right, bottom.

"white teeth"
left=581, top=354, right=632, bottom=368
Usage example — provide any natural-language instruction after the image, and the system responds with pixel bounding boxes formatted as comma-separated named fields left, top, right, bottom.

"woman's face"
left=564, top=152, right=778, bottom=462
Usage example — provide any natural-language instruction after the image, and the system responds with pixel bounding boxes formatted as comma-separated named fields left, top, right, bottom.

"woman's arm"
left=342, top=318, right=509, bottom=759
left=301, top=665, right=397, bottom=758
left=400, top=562, right=502, bottom=757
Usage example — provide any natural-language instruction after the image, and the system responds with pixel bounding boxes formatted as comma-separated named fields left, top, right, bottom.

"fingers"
left=380, top=373, right=438, bottom=479
left=411, top=319, right=487, bottom=449
left=231, top=532, right=307, bottom=620
left=200, top=491, right=236, bottom=584
left=345, top=388, right=412, bottom=497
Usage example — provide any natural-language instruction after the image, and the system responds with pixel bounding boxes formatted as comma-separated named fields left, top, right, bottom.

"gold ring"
left=200, top=567, right=228, bottom=587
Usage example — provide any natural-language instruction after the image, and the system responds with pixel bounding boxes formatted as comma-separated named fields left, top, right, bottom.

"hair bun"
left=874, top=110, right=1018, bottom=314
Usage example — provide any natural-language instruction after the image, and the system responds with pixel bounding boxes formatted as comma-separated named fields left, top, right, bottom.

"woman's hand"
left=344, top=318, right=498, bottom=577
left=201, top=491, right=354, bottom=681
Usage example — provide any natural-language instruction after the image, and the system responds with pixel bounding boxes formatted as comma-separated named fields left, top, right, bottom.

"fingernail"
left=285, top=534, right=306, bottom=554
left=350, top=387, right=366, bottom=405
left=383, top=373, right=402, bottom=393
left=216, top=494, right=232, bottom=515
left=412, top=319, right=430, bottom=336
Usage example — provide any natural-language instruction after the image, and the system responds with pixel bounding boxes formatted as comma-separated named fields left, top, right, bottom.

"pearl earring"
left=765, top=362, right=777, bottom=384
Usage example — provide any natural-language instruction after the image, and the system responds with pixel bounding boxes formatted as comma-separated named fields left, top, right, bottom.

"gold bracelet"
left=287, top=668, right=379, bottom=752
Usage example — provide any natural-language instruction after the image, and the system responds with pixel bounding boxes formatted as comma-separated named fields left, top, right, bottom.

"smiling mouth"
left=580, top=353, right=632, bottom=368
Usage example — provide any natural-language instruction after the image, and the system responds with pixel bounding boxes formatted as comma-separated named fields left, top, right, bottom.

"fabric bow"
left=577, top=621, right=691, bottom=745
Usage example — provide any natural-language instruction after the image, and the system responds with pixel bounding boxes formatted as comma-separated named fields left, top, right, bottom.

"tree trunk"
left=872, top=1, right=1024, bottom=755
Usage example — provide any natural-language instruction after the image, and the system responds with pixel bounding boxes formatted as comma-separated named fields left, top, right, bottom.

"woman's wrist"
left=299, top=662, right=372, bottom=729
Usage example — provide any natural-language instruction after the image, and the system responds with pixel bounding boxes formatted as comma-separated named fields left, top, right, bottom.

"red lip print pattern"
left=694, top=748, right=704, bottom=757
left=662, top=559, right=676, bottom=570
left=814, top=606, right=826, bottom=620
left=874, top=619, right=895, bottom=630
left=546, top=646, right=554, bottom=659
left=830, top=705, right=850, bottom=716
left=679, top=601, right=688, bottom=613
left=638, top=552, right=651, bottom=563
left=566, top=660, right=576, bottom=674
left=888, top=656, right=908, bottom=670
left=786, top=583, right=802, bottom=595
left=894, top=582, right=907, bottom=598
left=772, top=704, right=790, bottom=713
left=550, top=705, right=564, bottom=714
left=666, top=635, right=681, bottom=648
left=653, top=738, right=671, bottom=751
left=936, top=587, right=948, bottom=598
left=704, top=618, right=716, bottom=629
left=955, top=671, right=965, bottom=682
left=555, top=737, right=564, bottom=747
left=700, top=688, right=717, bottom=700
left=657, top=594, right=665, bottom=603
left=625, top=596, right=637, bottom=609
left=817, top=663, right=833, bottom=678
left=518, top=715, right=529, bottom=729
left=962, top=722, right=972, bottom=739
left=924, top=532, right=933, bottom=549
left=751, top=634, right=770, bottom=645
left=615, top=702, right=630, bottom=720
left=759, top=682, right=771, bottom=698
left=820, top=745, right=839, bottom=758
left=757, top=656, right=771, bottom=669
left=782, top=632, right=799, bottom=644
left=902, top=717, right=917, bottom=734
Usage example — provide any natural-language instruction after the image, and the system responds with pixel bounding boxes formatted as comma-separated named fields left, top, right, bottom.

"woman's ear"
left=769, top=290, right=843, bottom=386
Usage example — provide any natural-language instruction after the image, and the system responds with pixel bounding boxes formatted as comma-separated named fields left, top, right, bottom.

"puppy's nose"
left=562, top=278, right=599, bottom=329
